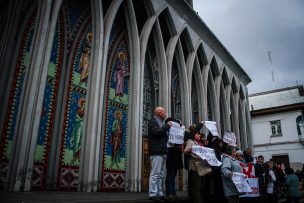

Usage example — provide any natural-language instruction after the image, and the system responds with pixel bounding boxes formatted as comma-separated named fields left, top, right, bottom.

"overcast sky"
left=192, top=0, right=304, bottom=94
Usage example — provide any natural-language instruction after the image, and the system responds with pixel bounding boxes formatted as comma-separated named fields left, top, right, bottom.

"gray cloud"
left=193, top=0, right=304, bottom=94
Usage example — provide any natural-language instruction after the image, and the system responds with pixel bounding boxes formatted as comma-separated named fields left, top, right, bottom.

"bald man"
left=148, top=107, right=172, bottom=201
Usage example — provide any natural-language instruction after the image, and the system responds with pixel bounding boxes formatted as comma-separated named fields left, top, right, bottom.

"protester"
left=243, top=148, right=254, bottom=164
left=165, top=117, right=183, bottom=200
left=221, top=145, right=242, bottom=203
left=184, top=122, right=211, bottom=203
left=236, top=150, right=246, bottom=164
left=272, top=163, right=283, bottom=203
left=254, top=155, right=267, bottom=203
left=148, top=107, right=172, bottom=201
left=285, top=167, right=301, bottom=203
left=265, top=161, right=277, bottom=203
left=183, top=124, right=197, bottom=198
left=209, top=137, right=227, bottom=203
left=201, top=132, right=211, bottom=202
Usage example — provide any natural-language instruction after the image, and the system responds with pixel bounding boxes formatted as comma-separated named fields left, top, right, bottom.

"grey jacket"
left=221, top=154, right=242, bottom=197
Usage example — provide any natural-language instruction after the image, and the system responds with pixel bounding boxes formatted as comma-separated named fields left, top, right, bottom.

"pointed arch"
left=231, top=76, right=239, bottom=94
left=131, top=0, right=150, bottom=35
left=221, top=67, right=230, bottom=87
left=179, top=27, right=194, bottom=63
left=0, top=2, right=39, bottom=189
left=238, top=84, right=247, bottom=148
left=157, top=7, right=177, bottom=50
left=219, top=82, right=228, bottom=137
left=57, top=0, right=92, bottom=190
left=239, top=84, right=246, bottom=100
left=210, top=56, right=220, bottom=79
left=229, top=90, right=236, bottom=133
left=196, top=43, right=208, bottom=72
left=206, top=70, right=216, bottom=122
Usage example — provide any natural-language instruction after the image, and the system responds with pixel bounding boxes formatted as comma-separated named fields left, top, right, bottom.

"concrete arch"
left=221, top=66, right=230, bottom=87
left=239, top=84, right=246, bottom=100
left=238, top=84, right=248, bottom=149
left=189, top=51, right=205, bottom=124
left=187, top=41, right=206, bottom=125
left=231, top=75, right=239, bottom=94
left=5, top=0, right=61, bottom=191
left=78, top=0, right=104, bottom=192
left=157, top=7, right=177, bottom=36
left=210, top=56, right=221, bottom=79
left=219, top=81, right=229, bottom=137
left=0, top=1, right=39, bottom=138
left=166, top=24, right=187, bottom=82
left=206, top=69, right=217, bottom=122
left=102, top=0, right=124, bottom=80
left=122, top=0, right=141, bottom=192
left=187, top=40, right=207, bottom=88
left=168, top=39, right=190, bottom=126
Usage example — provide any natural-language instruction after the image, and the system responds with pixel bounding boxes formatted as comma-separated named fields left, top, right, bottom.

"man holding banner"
left=148, top=107, right=172, bottom=201
left=165, top=117, right=184, bottom=200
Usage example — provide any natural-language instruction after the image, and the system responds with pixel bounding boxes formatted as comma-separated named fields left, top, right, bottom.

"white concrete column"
left=6, top=0, right=58, bottom=191
left=233, top=92, right=241, bottom=146
left=78, top=0, right=104, bottom=192
left=154, top=20, right=169, bottom=110
left=245, top=92, right=253, bottom=148
left=123, top=0, right=141, bottom=192
left=176, top=40, right=191, bottom=126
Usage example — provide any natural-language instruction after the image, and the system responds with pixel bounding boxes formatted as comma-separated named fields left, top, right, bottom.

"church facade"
left=0, top=0, right=252, bottom=192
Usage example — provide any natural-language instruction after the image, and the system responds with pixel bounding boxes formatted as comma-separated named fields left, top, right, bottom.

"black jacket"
left=148, top=117, right=170, bottom=156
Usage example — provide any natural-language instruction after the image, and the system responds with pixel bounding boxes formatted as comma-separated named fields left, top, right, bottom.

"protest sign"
left=192, top=145, right=222, bottom=166
left=203, top=121, right=219, bottom=136
left=239, top=162, right=256, bottom=178
left=240, top=178, right=259, bottom=198
left=168, top=122, right=185, bottom=144
left=223, top=131, right=237, bottom=146
left=232, top=172, right=252, bottom=193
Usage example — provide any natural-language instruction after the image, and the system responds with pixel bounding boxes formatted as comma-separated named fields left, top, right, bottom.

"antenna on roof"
left=267, top=50, right=276, bottom=89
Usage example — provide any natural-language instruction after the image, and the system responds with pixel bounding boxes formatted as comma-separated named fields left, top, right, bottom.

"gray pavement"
left=0, top=191, right=188, bottom=203
left=1, top=191, right=303, bottom=203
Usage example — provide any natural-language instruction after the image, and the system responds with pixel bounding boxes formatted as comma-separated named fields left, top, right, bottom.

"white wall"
left=252, top=110, right=304, bottom=170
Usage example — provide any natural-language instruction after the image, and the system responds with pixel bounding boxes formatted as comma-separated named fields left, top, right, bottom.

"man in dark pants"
left=148, top=107, right=172, bottom=202
left=254, top=155, right=267, bottom=203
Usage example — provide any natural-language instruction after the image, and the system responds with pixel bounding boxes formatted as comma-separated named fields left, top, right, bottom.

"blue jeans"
left=149, top=155, right=166, bottom=197
left=166, top=168, right=177, bottom=196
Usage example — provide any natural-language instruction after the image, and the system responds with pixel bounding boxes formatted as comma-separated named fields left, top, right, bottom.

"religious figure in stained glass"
left=70, top=97, right=85, bottom=163
left=113, top=52, right=128, bottom=101
left=110, top=110, right=123, bottom=168
left=79, top=33, right=92, bottom=83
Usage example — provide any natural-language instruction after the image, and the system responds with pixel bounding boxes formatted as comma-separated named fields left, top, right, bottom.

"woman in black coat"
left=165, top=118, right=184, bottom=199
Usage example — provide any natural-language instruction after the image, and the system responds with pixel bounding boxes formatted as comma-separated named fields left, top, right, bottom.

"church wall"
left=0, top=0, right=252, bottom=192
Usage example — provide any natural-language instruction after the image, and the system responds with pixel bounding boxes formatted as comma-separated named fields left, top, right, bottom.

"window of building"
left=270, top=120, right=282, bottom=136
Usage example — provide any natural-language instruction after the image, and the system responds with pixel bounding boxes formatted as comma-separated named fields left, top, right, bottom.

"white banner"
left=232, top=172, right=252, bottom=193
left=191, top=145, right=222, bottom=166
left=168, top=122, right=185, bottom=144
left=203, top=121, right=219, bottom=136
left=240, top=178, right=259, bottom=198
left=223, top=131, right=237, bottom=146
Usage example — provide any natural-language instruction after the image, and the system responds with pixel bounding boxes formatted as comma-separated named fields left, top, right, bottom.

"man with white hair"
left=148, top=107, right=172, bottom=201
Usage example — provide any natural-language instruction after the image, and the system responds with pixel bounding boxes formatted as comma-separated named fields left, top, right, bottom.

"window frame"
left=269, top=120, right=282, bottom=137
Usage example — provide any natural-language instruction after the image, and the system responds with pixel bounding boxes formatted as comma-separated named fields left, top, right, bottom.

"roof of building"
left=167, top=0, right=252, bottom=85
left=249, top=85, right=304, bottom=112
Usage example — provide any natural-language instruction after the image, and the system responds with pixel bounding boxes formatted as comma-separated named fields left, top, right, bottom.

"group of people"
left=253, top=155, right=302, bottom=203
left=147, top=106, right=303, bottom=203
